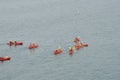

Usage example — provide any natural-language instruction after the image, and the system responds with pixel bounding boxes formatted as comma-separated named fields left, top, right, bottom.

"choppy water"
left=0, top=0, right=120, bottom=80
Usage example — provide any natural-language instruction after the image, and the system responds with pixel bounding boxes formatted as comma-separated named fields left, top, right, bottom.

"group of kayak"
left=69, top=37, right=88, bottom=55
left=0, top=37, right=88, bottom=61
left=0, top=41, right=39, bottom=62
left=1, top=41, right=23, bottom=61
left=54, top=37, right=88, bottom=55
left=7, top=41, right=38, bottom=49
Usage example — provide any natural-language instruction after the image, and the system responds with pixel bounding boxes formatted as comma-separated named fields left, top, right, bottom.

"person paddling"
left=73, top=36, right=80, bottom=43
left=69, top=47, right=74, bottom=55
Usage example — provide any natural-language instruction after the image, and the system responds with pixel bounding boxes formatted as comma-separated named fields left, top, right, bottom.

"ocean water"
left=0, top=0, right=120, bottom=80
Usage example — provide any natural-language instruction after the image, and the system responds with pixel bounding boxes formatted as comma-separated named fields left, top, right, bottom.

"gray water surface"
left=0, top=0, right=120, bottom=80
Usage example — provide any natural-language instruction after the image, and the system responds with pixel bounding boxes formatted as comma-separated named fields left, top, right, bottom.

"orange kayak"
left=74, top=43, right=80, bottom=50
left=28, top=45, right=38, bottom=49
left=54, top=49, right=63, bottom=55
left=69, top=49, right=74, bottom=55
left=83, top=44, right=88, bottom=47
left=7, top=41, right=23, bottom=46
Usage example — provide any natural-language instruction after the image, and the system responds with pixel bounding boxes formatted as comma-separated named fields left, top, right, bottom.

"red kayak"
left=74, top=43, right=80, bottom=50
left=83, top=44, right=88, bottom=47
left=54, top=49, right=63, bottom=55
left=28, top=44, right=38, bottom=49
left=7, top=41, right=23, bottom=46
left=0, top=56, right=11, bottom=61
left=73, top=37, right=80, bottom=43
left=79, top=42, right=88, bottom=47
left=14, top=42, right=23, bottom=45
left=69, top=48, right=74, bottom=55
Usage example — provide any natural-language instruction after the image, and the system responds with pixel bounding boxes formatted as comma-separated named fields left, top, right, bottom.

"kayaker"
left=69, top=47, right=74, bottom=55
left=73, top=36, right=80, bottom=43
left=74, top=43, right=80, bottom=50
